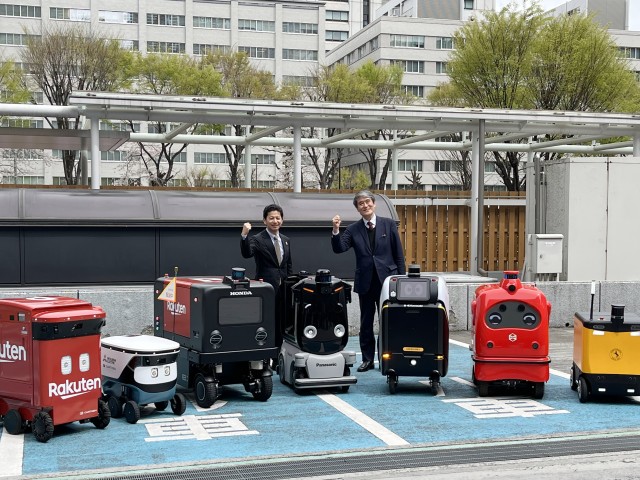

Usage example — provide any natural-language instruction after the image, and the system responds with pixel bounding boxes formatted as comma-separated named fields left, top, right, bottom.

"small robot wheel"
left=4, top=409, right=25, bottom=435
left=569, top=366, right=578, bottom=391
left=477, top=382, right=490, bottom=397
left=291, top=365, right=308, bottom=395
left=388, top=373, right=398, bottom=394
left=194, top=374, right=218, bottom=408
left=91, top=399, right=111, bottom=429
left=170, top=393, right=187, bottom=415
left=154, top=401, right=169, bottom=411
left=278, top=355, right=287, bottom=385
left=533, top=382, right=545, bottom=399
left=107, top=395, right=124, bottom=418
left=340, top=367, right=351, bottom=393
left=252, top=376, right=273, bottom=402
left=32, top=411, right=54, bottom=443
left=124, top=400, right=141, bottom=424
left=577, top=376, right=590, bottom=403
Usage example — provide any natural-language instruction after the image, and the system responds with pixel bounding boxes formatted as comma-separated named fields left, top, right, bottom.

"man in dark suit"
left=241, top=204, right=293, bottom=348
left=331, top=190, right=406, bottom=372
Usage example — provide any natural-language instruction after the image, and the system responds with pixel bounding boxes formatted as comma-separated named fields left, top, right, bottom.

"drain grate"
left=96, top=433, right=640, bottom=480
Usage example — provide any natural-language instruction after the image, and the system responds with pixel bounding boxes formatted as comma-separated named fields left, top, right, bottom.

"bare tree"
left=21, top=23, right=133, bottom=185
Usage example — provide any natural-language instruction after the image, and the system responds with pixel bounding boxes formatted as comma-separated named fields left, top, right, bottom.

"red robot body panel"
left=471, top=272, right=551, bottom=397
left=0, top=296, right=108, bottom=442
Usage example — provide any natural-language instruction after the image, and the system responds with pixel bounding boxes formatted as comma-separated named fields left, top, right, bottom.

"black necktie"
left=367, top=221, right=375, bottom=248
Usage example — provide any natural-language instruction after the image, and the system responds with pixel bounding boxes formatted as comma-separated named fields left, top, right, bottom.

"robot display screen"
left=396, top=279, right=430, bottom=301
left=219, top=297, right=262, bottom=325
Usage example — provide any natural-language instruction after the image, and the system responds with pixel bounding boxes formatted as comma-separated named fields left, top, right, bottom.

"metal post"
left=80, top=137, right=88, bottom=186
left=634, top=132, right=640, bottom=157
left=90, top=117, right=100, bottom=190
left=293, top=124, right=302, bottom=192
left=391, top=130, right=398, bottom=190
left=244, top=144, right=252, bottom=188
left=470, top=128, right=480, bottom=274
left=523, top=149, right=536, bottom=281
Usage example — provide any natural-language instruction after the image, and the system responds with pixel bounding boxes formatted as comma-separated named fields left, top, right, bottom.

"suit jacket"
left=331, top=216, right=406, bottom=294
left=240, top=229, right=292, bottom=292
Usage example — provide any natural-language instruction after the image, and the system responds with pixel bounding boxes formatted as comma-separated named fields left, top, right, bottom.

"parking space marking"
left=450, top=376, right=475, bottom=387
left=0, top=432, right=24, bottom=478
left=317, top=392, right=409, bottom=446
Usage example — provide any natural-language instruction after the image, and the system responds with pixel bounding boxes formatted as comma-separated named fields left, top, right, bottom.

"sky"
left=494, top=0, right=640, bottom=31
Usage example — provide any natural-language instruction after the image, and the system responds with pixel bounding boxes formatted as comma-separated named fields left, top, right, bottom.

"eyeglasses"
left=356, top=199, right=373, bottom=207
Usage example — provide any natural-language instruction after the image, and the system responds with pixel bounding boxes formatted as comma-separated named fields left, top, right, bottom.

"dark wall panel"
left=0, top=229, right=20, bottom=284
left=158, top=228, right=356, bottom=281
left=23, top=227, right=157, bottom=284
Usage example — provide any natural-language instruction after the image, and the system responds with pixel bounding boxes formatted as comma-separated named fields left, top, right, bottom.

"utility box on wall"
left=544, top=157, right=640, bottom=281
left=530, top=234, right=563, bottom=279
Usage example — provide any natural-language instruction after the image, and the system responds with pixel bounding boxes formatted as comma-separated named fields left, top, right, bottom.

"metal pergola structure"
left=2, top=91, right=640, bottom=274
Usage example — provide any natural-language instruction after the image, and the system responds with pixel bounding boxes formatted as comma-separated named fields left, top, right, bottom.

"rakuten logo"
left=166, top=302, right=187, bottom=315
left=0, top=341, right=27, bottom=363
left=48, top=377, right=101, bottom=400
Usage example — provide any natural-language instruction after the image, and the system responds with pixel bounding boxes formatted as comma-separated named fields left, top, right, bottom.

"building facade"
left=0, top=0, right=639, bottom=190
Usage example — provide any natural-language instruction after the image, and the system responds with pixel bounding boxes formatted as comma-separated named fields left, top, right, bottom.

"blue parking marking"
left=5, top=339, right=640, bottom=477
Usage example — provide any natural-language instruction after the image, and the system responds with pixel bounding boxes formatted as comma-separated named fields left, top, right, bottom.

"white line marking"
left=317, top=392, right=409, bottom=446
left=449, top=339, right=470, bottom=349
left=450, top=376, right=475, bottom=387
left=0, top=432, right=24, bottom=477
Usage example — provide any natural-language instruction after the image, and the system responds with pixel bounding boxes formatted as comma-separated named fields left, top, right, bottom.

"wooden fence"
left=391, top=191, right=526, bottom=273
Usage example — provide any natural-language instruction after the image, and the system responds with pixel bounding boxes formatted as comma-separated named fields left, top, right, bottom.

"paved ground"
left=3, top=326, right=640, bottom=480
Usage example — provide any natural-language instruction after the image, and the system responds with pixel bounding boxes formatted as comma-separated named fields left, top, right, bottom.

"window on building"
left=393, top=60, right=424, bottom=73
left=435, top=160, right=452, bottom=172
left=432, top=184, right=462, bottom=191
left=101, top=150, right=125, bottom=161
left=146, top=14, right=185, bottom=27
left=436, top=37, right=454, bottom=49
left=436, top=62, right=448, bottom=74
left=50, top=7, right=90, bottom=21
left=3, top=175, right=44, bottom=185
left=326, top=30, right=348, bottom=41
left=282, top=75, right=315, bottom=87
left=100, top=120, right=140, bottom=132
left=238, top=46, right=275, bottom=59
left=193, top=44, right=230, bottom=55
left=326, top=10, right=348, bottom=21
left=211, top=179, right=232, bottom=188
left=282, top=49, right=318, bottom=61
left=464, top=0, right=474, bottom=10
left=120, top=40, right=139, bottom=51
left=0, top=32, right=33, bottom=45
left=282, top=22, right=318, bottom=34
left=2, top=118, right=42, bottom=128
left=0, top=4, right=40, bottom=17
left=193, top=16, right=230, bottom=29
left=255, top=180, right=275, bottom=188
left=485, top=185, right=507, bottom=192
left=398, top=159, right=422, bottom=171
left=251, top=154, right=275, bottom=165
left=390, top=35, right=424, bottom=48
left=403, top=85, right=424, bottom=97
left=99, top=11, right=137, bottom=24
left=238, top=19, right=275, bottom=32
left=194, top=152, right=227, bottom=164
left=484, top=162, right=496, bottom=173
left=621, top=47, right=640, bottom=59
left=147, top=41, right=185, bottom=54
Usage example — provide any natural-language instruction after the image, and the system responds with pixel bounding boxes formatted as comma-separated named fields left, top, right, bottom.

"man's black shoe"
left=357, top=360, right=374, bottom=372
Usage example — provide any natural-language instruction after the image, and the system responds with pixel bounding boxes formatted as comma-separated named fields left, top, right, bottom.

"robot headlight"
left=334, top=324, right=346, bottom=338
left=488, top=313, right=502, bottom=325
left=164, top=366, right=171, bottom=376
left=151, top=367, right=158, bottom=378
left=303, top=325, right=318, bottom=339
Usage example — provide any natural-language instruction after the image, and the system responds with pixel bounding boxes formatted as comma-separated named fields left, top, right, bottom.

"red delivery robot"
left=471, top=271, right=551, bottom=399
left=0, top=296, right=110, bottom=442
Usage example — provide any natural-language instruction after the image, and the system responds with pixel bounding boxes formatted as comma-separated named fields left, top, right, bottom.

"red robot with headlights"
left=471, top=271, right=551, bottom=399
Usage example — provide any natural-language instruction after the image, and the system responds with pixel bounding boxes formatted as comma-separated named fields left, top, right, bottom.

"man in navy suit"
left=331, top=191, right=405, bottom=372
left=241, top=204, right=293, bottom=348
